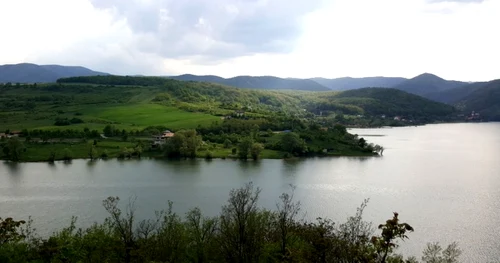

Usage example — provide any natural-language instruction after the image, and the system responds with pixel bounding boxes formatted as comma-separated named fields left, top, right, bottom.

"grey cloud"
left=90, top=0, right=323, bottom=63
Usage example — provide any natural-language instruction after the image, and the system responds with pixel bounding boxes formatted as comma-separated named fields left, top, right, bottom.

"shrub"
left=62, top=148, right=72, bottom=161
left=101, top=150, right=109, bottom=159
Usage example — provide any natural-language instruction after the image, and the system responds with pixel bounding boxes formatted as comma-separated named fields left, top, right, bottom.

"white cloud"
left=0, top=0, right=499, bottom=81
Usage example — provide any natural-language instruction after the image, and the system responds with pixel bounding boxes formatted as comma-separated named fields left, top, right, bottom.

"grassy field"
left=14, top=140, right=137, bottom=162
left=0, top=103, right=220, bottom=132
left=3, top=139, right=284, bottom=162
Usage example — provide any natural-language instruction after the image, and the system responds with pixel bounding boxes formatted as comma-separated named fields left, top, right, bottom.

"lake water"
left=1, top=123, right=500, bottom=261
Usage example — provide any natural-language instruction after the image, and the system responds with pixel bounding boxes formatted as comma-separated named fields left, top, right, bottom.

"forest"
left=0, top=183, right=461, bottom=263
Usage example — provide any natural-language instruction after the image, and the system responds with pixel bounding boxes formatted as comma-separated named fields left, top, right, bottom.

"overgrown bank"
left=0, top=183, right=461, bottom=263
left=0, top=122, right=381, bottom=162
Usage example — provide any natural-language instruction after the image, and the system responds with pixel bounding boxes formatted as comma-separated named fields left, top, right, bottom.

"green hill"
left=0, top=76, right=457, bottom=132
left=455, top=79, right=500, bottom=121
left=318, top=88, right=456, bottom=119
left=394, top=73, right=468, bottom=97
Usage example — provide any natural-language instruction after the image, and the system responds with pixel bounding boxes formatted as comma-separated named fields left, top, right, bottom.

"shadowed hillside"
left=0, top=63, right=108, bottom=83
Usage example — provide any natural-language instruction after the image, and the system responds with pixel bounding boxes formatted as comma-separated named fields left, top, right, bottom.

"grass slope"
left=0, top=76, right=457, bottom=132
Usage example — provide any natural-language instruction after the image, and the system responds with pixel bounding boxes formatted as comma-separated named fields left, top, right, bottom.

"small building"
left=0, top=133, right=6, bottom=138
left=151, top=130, right=175, bottom=147
left=234, top=110, right=245, bottom=117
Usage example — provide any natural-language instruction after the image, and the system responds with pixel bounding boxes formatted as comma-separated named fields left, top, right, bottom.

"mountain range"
left=0, top=63, right=107, bottom=83
left=1, top=63, right=499, bottom=120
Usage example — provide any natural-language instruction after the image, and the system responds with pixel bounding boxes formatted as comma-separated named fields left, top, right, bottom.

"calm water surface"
left=1, top=123, right=500, bottom=261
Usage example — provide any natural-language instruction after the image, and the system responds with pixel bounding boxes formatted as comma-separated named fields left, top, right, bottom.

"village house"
left=1, top=131, right=22, bottom=138
left=234, top=110, right=245, bottom=117
left=151, top=130, right=175, bottom=147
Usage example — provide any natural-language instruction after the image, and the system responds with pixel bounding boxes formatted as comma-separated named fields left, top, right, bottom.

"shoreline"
left=1, top=152, right=379, bottom=163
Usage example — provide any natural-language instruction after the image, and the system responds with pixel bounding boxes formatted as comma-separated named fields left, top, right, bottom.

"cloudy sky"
left=0, top=0, right=498, bottom=81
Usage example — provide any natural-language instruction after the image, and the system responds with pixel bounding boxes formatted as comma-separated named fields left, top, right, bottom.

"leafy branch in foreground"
left=0, top=183, right=461, bottom=263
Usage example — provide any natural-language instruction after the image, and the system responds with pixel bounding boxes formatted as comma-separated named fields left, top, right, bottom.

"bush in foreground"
left=0, top=183, right=461, bottom=263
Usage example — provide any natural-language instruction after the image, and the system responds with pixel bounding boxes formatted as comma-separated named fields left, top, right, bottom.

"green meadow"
left=1, top=103, right=220, bottom=132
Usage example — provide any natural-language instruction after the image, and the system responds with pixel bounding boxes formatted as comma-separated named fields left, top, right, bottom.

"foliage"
left=250, top=143, right=264, bottom=160
left=163, top=130, right=202, bottom=158
left=88, top=145, right=98, bottom=160
left=62, top=148, right=73, bottom=161
left=421, top=242, right=462, bottom=263
left=2, top=138, right=24, bottom=161
left=0, top=183, right=461, bottom=263
left=279, top=132, right=308, bottom=156
left=237, top=137, right=254, bottom=159
left=371, top=212, right=414, bottom=263
left=0, top=217, right=26, bottom=245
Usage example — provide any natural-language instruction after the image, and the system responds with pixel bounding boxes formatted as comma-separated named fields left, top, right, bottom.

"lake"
left=1, top=122, right=499, bottom=261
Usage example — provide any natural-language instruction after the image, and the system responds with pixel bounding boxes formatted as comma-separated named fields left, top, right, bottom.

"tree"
left=48, top=150, right=56, bottom=163
left=102, top=196, right=137, bottom=263
left=4, top=138, right=24, bottom=162
left=280, top=132, right=307, bottom=156
left=219, top=183, right=267, bottom=263
left=371, top=212, right=414, bottom=263
left=62, top=148, right=73, bottom=161
left=276, top=185, right=301, bottom=261
left=223, top=139, right=232, bottom=149
left=88, top=146, right=98, bottom=160
left=180, top=130, right=202, bottom=158
left=358, top=138, right=367, bottom=148
left=185, top=207, right=218, bottom=262
left=0, top=217, right=26, bottom=245
left=238, top=137, right=253, bottom=159
left=421, top=242, right=461, bottom=263
left=250, top=143, right=264, bottom=160
left=134, top=146, right=142, bottom=158
left=101, top=150, right=109, bottom=159
left=164, top=134, right=186, bottom=158
left=103, top=125, right=116, bottom=137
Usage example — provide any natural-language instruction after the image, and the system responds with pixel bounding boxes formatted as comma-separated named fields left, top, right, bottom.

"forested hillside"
left=312, top=76, right=406, bottom=90
left=55, top=75, right=455, bottom=120
left=393, top=73, right=468, bottom=97
left=455, top=79, right=500, bottom=120
left=169, top=74, right=330, bottom=91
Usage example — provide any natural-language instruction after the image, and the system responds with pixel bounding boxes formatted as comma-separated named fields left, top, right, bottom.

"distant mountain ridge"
left=0, top=63, right=108, bottom=83
left=169, top=74, right=330, bottom=91
left=393, top=73, right=469, bottom=97
left=3, top=63, right=497, bottom=114
left=312, top=76, right=407, bottom=91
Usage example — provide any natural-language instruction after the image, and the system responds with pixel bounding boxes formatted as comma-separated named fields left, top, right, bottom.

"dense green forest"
left=0, top=183, right=461, bottom=263
left=0, top=76, right=458, bottom=161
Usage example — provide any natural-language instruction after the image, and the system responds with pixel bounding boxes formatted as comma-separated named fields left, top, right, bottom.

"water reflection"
left=237, top=160, right=262, bottom=174
left=3, top=161, right=21, bottom=176
left=86, top=160, right=97, bottom=172
left=155, top=158, right=202, bottom=175
left=282, top=158, right=306, bottom=176
left=47, top=162, right=57, bottom=171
